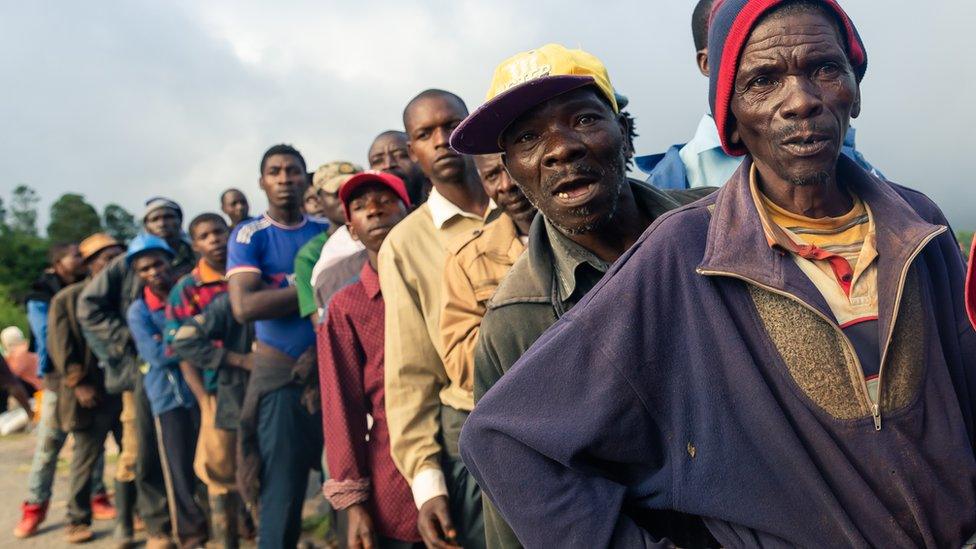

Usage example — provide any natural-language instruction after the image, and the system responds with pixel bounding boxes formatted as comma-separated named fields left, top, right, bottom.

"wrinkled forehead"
left=744, top=6, right=847, bottom=59
left=370, top=134, right=409, bottom=154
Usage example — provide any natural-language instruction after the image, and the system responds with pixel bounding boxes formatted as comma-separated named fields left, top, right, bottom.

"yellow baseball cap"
left=451, top=43, right=618, bottom=155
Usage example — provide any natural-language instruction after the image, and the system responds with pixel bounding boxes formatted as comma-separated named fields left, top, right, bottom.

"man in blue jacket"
left=636, top=0, right=881, bottom=190
left=126, top=234, right=205, bottom=548
left=460, top=1, right=976, bottom=547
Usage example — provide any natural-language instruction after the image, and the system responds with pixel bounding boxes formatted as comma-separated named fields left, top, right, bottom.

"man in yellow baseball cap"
left=454, top=43, right=714, bottom=549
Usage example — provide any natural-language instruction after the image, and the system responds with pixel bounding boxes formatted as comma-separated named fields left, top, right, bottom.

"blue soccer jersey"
left=227, top=213, right=328, bottom=358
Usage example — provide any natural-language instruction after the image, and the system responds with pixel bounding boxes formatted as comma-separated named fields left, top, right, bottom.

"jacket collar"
left=489, top=178, right=681, bottom=310
left=192, top=258, right=226, bottom=285
left=480, top=214, right=528, bottom=266
left=699, top=155, right=946, bottom=336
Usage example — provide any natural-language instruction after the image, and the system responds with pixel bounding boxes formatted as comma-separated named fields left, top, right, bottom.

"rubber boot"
left=113, top=480, right=136, bottom=548
left=209, top=494, right=240, bottom=549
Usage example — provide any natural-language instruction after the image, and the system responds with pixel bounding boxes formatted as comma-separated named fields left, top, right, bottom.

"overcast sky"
left=2, top=1, right=974, bottom=232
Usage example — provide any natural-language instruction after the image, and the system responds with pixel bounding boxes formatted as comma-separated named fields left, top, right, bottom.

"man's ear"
left=851, top=87, right=861, bottom=119
left=348, top=223, right=360, bottom=242
left=407, top=139, right=419, bottom=163
left=729, top=117, right=742, bottom=147
left=696, top=48, right=709, bottom=77
left=616, top=113, right=634, bottom=159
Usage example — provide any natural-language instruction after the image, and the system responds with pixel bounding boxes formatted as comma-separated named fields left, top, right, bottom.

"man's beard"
left=531, top=156, right=626, bottom=236
left=790, top=170, right=830, bottom=187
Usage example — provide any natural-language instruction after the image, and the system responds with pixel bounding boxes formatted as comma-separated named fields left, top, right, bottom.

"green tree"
left=0, top=196, right=7, bottom=228
left=47, top=193, right=102, bottom=243
left=0, top=284, right=27, bottom=337
left=103, top=203, right=139, bottom=243
left=9, top=184, right=39, bottom=235
left=0, top=230, right=49, bottom=302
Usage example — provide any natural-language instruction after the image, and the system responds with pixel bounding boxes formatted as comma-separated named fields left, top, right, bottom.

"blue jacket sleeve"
left=26, top=300, right=50, bottom=377
left=126, top=300, right=175, bottom=370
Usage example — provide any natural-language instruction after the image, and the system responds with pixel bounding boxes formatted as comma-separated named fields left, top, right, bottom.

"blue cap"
left=126, top=233, right=174, bottom=266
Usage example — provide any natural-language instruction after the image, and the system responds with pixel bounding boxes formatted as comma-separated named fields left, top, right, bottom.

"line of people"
left=6, top=0, right=976, bottom=548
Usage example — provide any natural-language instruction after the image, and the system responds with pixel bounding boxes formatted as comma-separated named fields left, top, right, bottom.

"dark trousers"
left=155, top=406, right=207, bottom=547
left=441, top=405, right=486, bottom=549
left=67, top=408, right=119, bottom=525
left=256, top=385, right=322, bottom=549
left=134, top=375, right=171, bottom=536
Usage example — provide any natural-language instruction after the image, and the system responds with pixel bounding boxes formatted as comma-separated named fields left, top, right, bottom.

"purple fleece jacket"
left=459, top=156, right=976, bottom=548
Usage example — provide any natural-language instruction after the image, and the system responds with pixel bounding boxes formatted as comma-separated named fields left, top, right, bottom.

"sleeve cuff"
left=411, top=466, right=448, bottom=509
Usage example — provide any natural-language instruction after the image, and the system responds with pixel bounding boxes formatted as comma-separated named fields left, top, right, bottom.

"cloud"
left=0, top=0, right=973, bottom=232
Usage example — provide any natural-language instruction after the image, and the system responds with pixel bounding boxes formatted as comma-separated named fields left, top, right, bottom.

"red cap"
left=967, top=238, right=976, bottom=331
left=338, top=170, right=412, bottom=221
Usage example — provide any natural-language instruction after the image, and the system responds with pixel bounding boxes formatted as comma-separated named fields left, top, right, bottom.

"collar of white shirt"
left=426, top=186, right=497, bottom=229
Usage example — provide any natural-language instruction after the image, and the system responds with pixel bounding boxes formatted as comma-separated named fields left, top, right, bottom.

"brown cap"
left=79, top=233, right=122, bottom=262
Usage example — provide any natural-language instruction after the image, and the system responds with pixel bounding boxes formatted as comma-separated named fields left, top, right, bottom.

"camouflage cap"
left=312, top=161, right=363, bottom=194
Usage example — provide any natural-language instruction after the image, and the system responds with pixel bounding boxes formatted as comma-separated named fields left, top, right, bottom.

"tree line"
left=0, top=185, right=140, bottom=335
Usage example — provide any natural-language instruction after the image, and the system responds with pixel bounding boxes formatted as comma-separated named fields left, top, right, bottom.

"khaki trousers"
left=193, top=394, right=237, bottom=495
left=115, top=390, right=138, bottom=482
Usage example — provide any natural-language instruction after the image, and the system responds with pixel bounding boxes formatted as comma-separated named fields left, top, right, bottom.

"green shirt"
left=295, top=231, right=329, bottom=318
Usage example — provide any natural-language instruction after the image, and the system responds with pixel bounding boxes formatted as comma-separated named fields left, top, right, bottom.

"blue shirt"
left=26, top=300, right=50, bottom=377
left=127, top=294, right=195, bottom=416
left=227, top=213, right=328, bottom=358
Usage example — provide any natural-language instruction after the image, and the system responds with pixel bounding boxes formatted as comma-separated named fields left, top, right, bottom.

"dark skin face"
left=144, top=208, right=182, bottom=242
left=502, top=87, right=631, bottom=236
left=368, top=133, right=425, bottom=192
left=405, top=95, right=469, bottom=184
left=474, top=153, right=535, bottom=235
left=190, top=220, right=229, bottom=272
left=346, top=184, right=408, bottom=268
left=54, top=244, right=87, bottom=284
left=221, top=190, right=249, bottom=225
left=132, top=252, right=174, bottom=297
left=259, top=153, right=308, bottom=224
left=319, top=190, right=346, bottom=226
left=729, top=10, right=859, bottom=217
left=303, top=185, right=325, bottom=218
left=87, top=245, right=124, bottom=276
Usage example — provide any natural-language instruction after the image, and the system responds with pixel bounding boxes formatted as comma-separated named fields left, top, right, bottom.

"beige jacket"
left=440, top=214, right=526, bottom=393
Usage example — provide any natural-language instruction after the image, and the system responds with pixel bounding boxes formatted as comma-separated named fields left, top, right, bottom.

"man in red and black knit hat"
left=460, top=1, right=976, bottom=547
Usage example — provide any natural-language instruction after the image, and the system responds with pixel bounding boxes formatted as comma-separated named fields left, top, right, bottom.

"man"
left=47, top=233, right=125, bottom=544
left=221, top=188, right=252, bottom=229
left=303, top=184, right=326, bottom=219
left=165, top=213, right=249, bottom=547
left=295, top=161, right=361, bottom=325
left=636, top=0, right=880, bottom=190
left=0, top=352, right=33, bottom=418
left=16, top=243, right=114, bottom=539
left=227, top=144, right=328, bottom=548
left=450, top=43, right=713, bottom=549
left=310, top=136, right=426, bottom=320
left=438, top=154, right=535, bottom=398
left=126, top=234, right=204, bottom=548
left=460, top=3, right=976, bottom=547
left=318, top=171, right=421, bottom=549
left=79, top=197, right=197, bottom=548
left=379, top=88, right=494, bottom=549
left=367, top=130, right=430, bottom=206
left=142, top=198, right=197, bottom=274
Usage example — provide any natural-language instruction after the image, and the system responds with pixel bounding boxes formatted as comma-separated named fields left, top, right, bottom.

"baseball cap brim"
left=339, top=171, right=412, bottom=220
left=450, top=75, right=595, bottom=155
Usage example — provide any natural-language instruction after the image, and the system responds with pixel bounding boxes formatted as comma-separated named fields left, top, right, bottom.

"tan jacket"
left=378, top=189, right=496, bottom=507
left=440, top=215, right=526, bottom=393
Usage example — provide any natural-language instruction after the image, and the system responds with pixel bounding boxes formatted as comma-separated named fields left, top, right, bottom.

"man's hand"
left=418, top=495, right=461, bottom=549
left=74, top=385, right=98, bottom=408
left=345, top=504, right=377, bottom=549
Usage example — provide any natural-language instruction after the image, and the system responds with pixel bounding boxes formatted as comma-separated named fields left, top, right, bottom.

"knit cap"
left=707, top=0, right=867, bottom=156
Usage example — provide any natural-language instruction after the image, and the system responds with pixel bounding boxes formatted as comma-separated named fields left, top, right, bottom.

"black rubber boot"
left=113, top=480, right=136, bottom=549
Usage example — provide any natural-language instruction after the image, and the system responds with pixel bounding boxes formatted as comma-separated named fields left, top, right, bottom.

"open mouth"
left=551, top=177, right=599, bottom=207
left=781, top=134, right=832, bottom=157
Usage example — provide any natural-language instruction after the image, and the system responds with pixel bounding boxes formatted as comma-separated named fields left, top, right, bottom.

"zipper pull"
left=872, top=404, right=882, bottom=431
